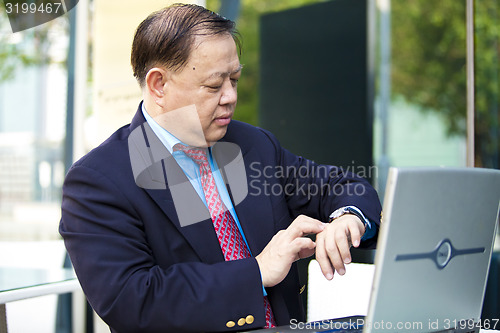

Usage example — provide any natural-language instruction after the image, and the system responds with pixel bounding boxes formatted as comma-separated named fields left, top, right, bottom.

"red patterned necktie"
left=174, top=144, right=276, bottom=328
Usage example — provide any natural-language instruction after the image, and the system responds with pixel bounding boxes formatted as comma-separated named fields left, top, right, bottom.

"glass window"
left=474, top=0, right=500, bottom=170
left=0, top=10, right=68, bottom=241
left=374, top=0, right=468, bottom=196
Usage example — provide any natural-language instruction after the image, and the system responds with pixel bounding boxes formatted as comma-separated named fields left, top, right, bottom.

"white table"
left=0, top=267, right=80, bottom=333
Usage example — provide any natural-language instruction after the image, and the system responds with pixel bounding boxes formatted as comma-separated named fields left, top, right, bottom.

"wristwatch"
left=328, top=206, right=372, bottom=238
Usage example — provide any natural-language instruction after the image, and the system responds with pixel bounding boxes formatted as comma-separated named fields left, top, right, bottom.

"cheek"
left=196, top=97, right=220, bottom=124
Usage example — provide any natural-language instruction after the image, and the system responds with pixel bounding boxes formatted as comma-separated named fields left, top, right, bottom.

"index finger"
left=286, top=215, right=326, bottom=240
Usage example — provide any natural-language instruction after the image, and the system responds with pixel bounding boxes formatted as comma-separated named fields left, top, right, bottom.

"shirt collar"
left=141, top=103, right=182, bottom=154
left=141, top=103, right=211, bottom=155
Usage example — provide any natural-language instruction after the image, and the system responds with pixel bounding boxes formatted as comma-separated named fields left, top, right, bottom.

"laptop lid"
left=365, top=167, right=500, bottom=333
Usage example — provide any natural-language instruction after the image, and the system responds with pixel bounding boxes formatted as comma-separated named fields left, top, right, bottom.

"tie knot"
left=173, top=143, right=209, bottom=166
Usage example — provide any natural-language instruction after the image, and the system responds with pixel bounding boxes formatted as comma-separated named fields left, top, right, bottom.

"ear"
left=145, top=67, right=169, bottom=105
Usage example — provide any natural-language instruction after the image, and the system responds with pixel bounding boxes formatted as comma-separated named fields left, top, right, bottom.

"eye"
left=206, top=85, right=222, bottom=92
left=230, top=78, right=239, bottom=87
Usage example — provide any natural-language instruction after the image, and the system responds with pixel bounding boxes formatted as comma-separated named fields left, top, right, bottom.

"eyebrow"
left=203, top=64, right=243, bottom=82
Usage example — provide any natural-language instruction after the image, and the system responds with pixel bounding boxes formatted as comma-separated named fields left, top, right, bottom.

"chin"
left=205, top=129, right=228, bottom=145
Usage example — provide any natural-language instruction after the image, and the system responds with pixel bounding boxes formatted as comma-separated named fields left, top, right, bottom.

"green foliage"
left=474, top=1, right=500, bottom=167
left=391, top=0, right=467, bottom=136
left=206, top=0, right=326, bottom=125
left=1, top=1, right=497, bottom=166
left=0, top=6, right=56, bottom=82
left=391, top=0, right=499, bottom=166
left=0, top=42, right=34, bottom=81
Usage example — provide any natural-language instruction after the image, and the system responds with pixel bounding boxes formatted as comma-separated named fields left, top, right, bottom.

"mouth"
left=214, top=113, right=233, bottom=126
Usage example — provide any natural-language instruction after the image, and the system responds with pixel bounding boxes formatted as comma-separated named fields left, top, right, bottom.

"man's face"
left=159, top=34, right=241, bottom=147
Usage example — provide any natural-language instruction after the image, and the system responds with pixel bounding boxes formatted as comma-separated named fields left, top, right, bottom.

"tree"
left=391, top=0, right=467, bottom=135
left=0, top=6, right=63, bottom=83
left=391, top=0, right=499, bottom=168
left=474, top=1, right=500, bottom=168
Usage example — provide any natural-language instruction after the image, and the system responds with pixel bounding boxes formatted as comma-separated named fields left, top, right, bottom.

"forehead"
left=184, top=34, right=241, bottom=78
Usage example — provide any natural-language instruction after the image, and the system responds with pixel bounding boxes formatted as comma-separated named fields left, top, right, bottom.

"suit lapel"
left=145, top=185, right=224, bottom=264
left=129, top=107, right=223, bottom=264
left=144, top=159, right=224, bottom=264
left=129, top=105, right=275, bottom=261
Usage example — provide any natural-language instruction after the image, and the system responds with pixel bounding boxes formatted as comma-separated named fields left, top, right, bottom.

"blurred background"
left=0, top=0, right=498, bottom=332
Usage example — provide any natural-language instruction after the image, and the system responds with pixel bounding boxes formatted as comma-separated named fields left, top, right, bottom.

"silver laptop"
left=366, top=167, right=500, bottom=332
left=249, top=167, right=500, bottom=333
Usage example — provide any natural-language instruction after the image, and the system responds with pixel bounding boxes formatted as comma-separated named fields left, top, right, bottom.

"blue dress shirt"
left=141, top=105, right=254, bottom=255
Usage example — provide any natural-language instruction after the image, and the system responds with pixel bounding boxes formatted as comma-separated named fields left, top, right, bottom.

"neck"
left=143, top=97, right=162, bottom=119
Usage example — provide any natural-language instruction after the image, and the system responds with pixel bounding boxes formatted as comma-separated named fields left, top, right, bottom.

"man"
left=60, top=4, right=382, bottom=333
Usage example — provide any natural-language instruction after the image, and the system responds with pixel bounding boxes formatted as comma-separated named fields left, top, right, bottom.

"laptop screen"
left=366, top=167, right=500, bottom=333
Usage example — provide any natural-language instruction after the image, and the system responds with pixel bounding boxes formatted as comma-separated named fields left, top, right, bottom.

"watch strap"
left=328, top=206, right=374, bottom=241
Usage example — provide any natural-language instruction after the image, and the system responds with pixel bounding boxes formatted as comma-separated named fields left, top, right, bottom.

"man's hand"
left=256, top=215, right=325, bottom=288
left=315, top=214, right=365, bottom=280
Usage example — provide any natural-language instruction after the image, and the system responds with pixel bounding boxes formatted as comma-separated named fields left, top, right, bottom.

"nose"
left=219, top=80, right=237, bottom=105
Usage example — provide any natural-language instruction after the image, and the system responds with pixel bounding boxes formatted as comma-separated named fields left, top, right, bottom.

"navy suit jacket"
left=60, top=103, right=382, bottom=333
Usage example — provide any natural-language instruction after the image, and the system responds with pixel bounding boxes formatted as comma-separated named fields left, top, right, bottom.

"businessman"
left=60, top=4, right=382, bottom=332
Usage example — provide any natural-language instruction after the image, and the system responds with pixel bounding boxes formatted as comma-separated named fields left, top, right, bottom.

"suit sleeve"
left=60, top=164, right=266, bottom=333
left=258, top=128, right=382, bottom=247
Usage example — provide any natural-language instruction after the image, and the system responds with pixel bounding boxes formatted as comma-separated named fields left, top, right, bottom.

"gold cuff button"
left=237, top=318, right=246, bottom=326
left=226, top=321, right=235, bottom=328
left=245, top=315, right=254, bottom=324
